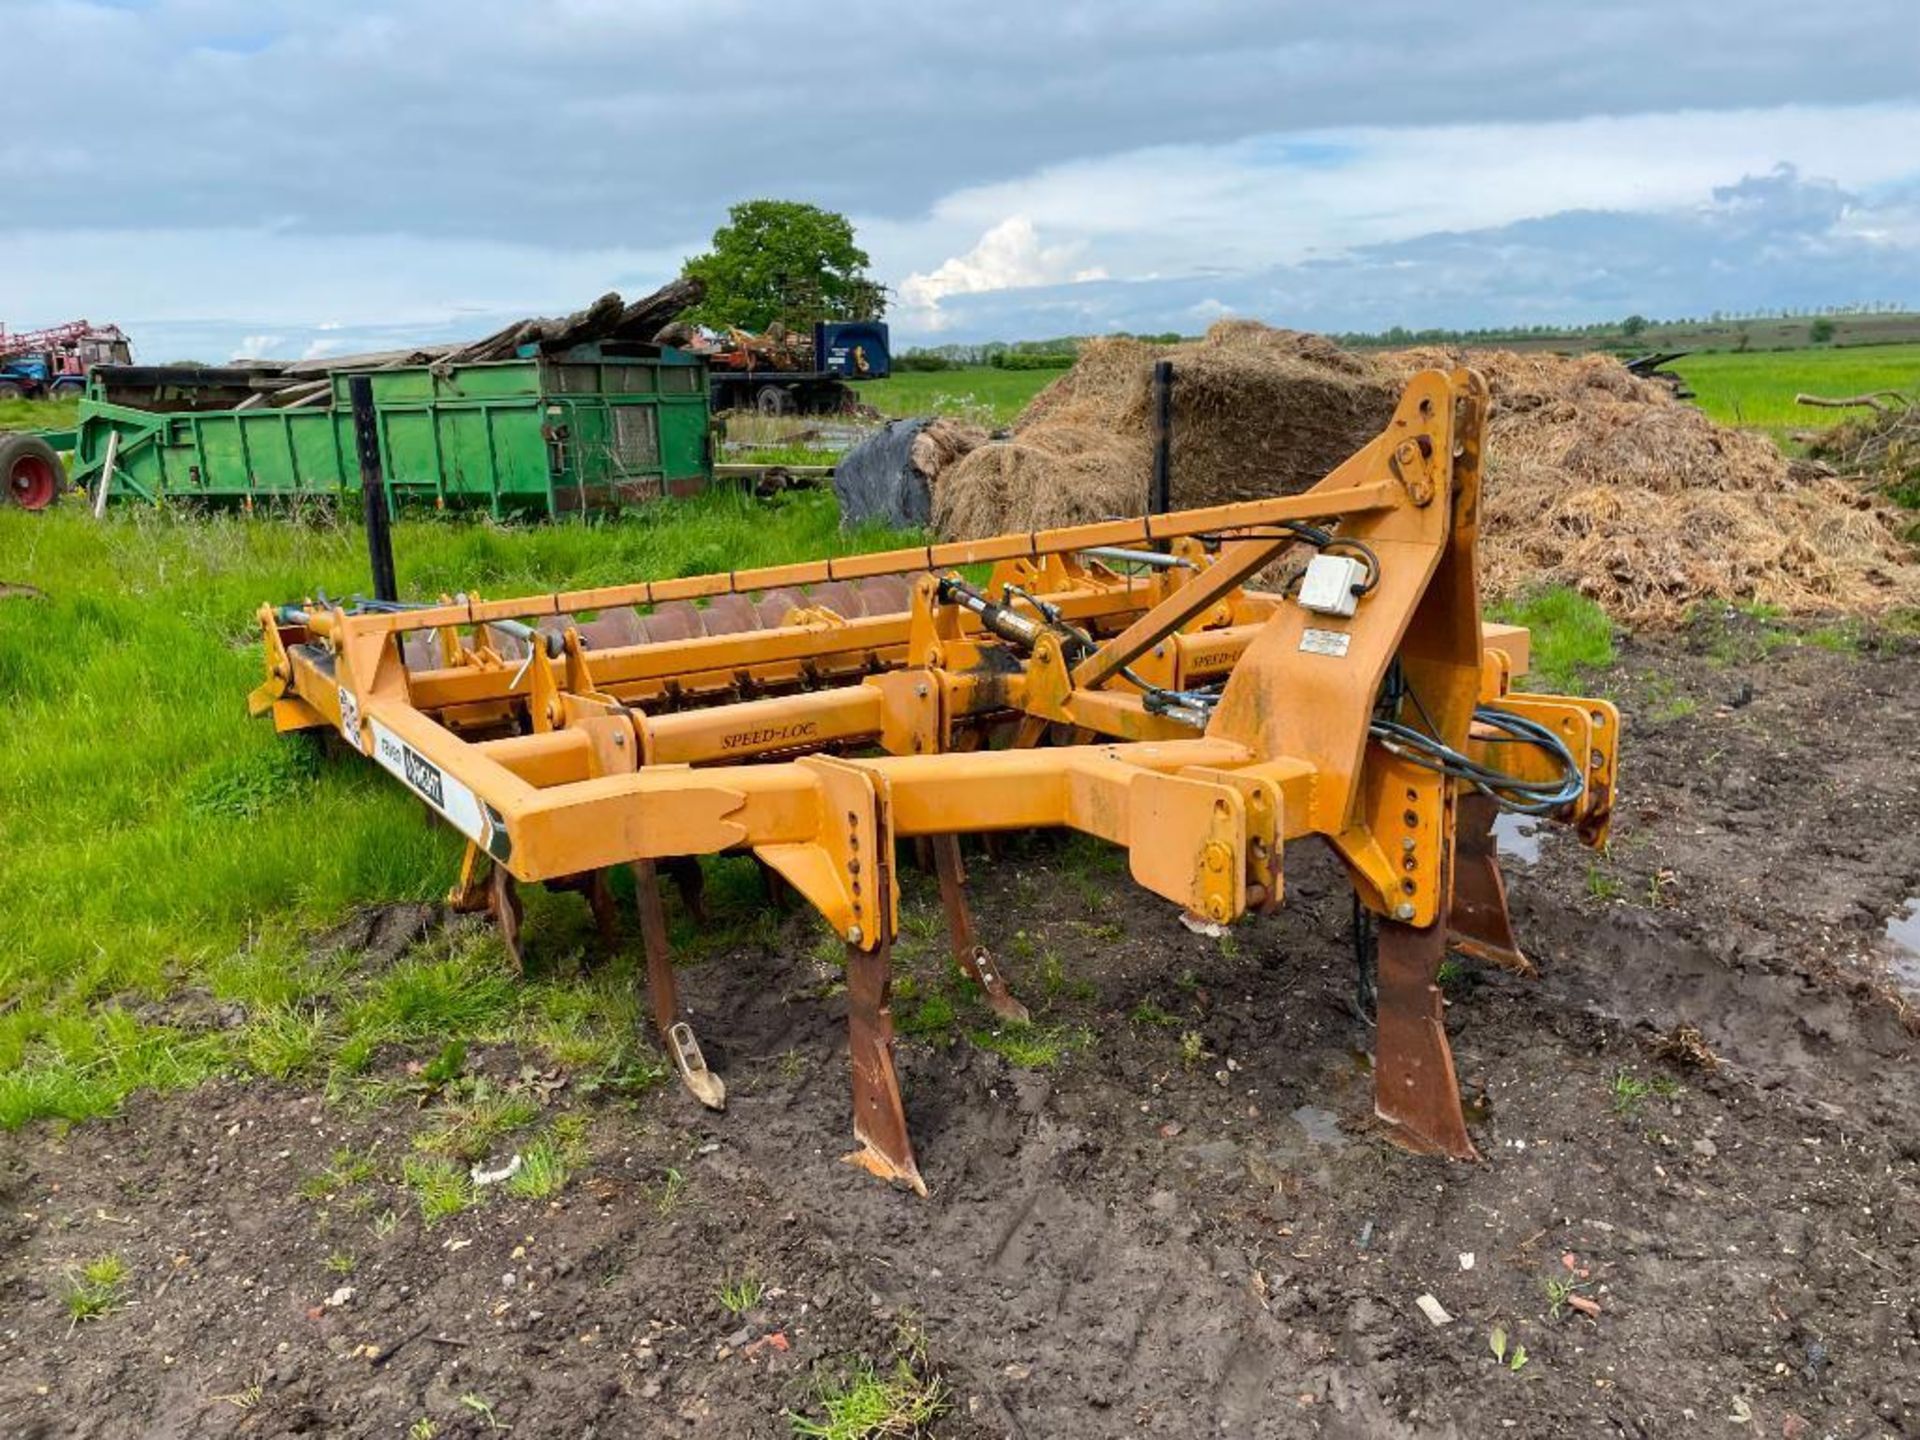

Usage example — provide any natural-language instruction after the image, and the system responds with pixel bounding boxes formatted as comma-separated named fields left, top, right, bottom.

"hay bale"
left=934, top=322, right=1400, bottom=538
left=837, top=416, right=987, bottom=530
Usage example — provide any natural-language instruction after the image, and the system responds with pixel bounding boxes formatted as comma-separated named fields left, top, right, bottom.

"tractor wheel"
left=0, top=433, right=63, bottom=511
left=0, top=381, right=25, bottom=403
left=47, top=380, right=84, bottom=403
left=755, top=384, right=795, bottom=417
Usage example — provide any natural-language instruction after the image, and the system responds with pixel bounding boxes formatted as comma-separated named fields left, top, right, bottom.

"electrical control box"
left=1297, top=554, right=1368, bottom=618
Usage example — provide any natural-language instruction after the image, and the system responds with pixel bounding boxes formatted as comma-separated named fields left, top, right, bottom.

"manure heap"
left=931, top=322, right=1919, bottom=626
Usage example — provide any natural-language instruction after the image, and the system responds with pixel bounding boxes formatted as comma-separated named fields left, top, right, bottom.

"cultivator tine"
left=587, top=869, right=619, bottom=954
left=489, top=860, right=526, bottom=976
left=1373, top=914, right=1477, bottom=1160
left=663, top=857, right=708, bottom=924
left=630, top=861, right=679, bottom=1033
left=632, top=859, right=726, bottom=1110
left=844, top=930, right=926, bottom=1196
left=448, top=842, right=492, bottom=914
left=755, top=857, right=792, bottom=910
left=1448, top=793, right=1534, bottom=977
left=931, top=833, right=1028, bottom=1023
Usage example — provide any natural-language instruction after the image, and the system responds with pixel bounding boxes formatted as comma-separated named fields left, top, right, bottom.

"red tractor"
left=0, top=319, right=132, bottom=402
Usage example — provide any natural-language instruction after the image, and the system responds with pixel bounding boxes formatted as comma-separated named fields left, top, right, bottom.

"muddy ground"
left=4, top=617, right=1918, bottom=1438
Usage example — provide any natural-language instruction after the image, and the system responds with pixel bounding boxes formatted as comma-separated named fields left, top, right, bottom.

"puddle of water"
left=1491, top=812, right=1541, bottom=865
left=1887, top=897, right=1920, bottom=995
left=1290, top=1104, right=1348, bottom=1148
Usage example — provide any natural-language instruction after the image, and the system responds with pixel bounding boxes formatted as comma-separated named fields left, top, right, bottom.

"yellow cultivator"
left=250, top=369, right=1617, bottom=1194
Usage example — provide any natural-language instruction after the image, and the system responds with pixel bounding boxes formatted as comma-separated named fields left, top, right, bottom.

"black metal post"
left=1149, top=359, right=1174, bottom=522
left=349, top=374, right=397, bottom=603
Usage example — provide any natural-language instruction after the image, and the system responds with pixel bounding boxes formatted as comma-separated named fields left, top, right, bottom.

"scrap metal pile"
left=250, top=368, right=1619, bottom=1194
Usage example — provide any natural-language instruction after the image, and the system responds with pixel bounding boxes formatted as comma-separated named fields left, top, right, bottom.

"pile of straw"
left=1401, top=349, right=1920, bottom=623
left=926, top=324, right=1918, bottom=625
left=933, top=323, right=1401, bottom=539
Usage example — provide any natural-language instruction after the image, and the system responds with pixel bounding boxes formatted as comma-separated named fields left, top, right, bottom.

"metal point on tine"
left=668, top=1022, right=726, bottom=1111
left=1374, top=913, right=1476, bottom=1161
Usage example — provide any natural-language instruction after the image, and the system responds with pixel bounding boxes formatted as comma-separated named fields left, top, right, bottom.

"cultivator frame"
left=251, top=368, right=1618, bottom=1193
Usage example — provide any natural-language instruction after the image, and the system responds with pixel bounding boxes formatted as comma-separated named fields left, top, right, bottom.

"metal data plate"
left=1299, top=627, right=1352, bottom=657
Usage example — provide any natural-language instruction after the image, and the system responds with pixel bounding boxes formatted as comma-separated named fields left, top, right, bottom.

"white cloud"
left=4, top=3, right=1917, bottom=359
left=233, top=333, right=283, bottom=358
left=898, top=218, right=1106, bottom=330
left=878, top=102, right=1920, bottom=289
left=299, top=338, right=343, bottom=360
left=6, top=226, right=692, bottom=361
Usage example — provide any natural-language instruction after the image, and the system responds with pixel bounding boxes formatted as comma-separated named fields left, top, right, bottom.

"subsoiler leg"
left=632, top=859, right=725, bottom=1110
left=1374, top=914, right=1478, bottom=1160
left=1448, top=793, right=1533, bottom=977
left=930, top=833, right=1029, bottom=1023
left=843, top=931, right=926, bottom=1196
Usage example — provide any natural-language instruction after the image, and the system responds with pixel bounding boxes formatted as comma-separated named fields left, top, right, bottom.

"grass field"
left=1671, top=344, right=1920, bottom=438
left=861, top=367, right=1055, bottom=426
left=0, top=492, right=911, bottom=1126
left=0, top=396, right=81, bottom=433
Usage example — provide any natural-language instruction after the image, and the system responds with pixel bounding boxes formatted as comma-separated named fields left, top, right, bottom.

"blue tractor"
left=0, top=320, right=131, bottom=402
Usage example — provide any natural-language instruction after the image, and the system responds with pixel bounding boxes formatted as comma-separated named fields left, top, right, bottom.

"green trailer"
left=66, top=342, right=713, bottom=517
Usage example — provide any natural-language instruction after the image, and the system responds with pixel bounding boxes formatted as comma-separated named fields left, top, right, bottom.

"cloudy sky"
left=8, top=0, right=1920, bottom=361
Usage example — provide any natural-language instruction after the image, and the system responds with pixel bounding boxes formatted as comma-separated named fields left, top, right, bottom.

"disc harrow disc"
left=700, top=593, right=762, bottom=636
left=575, top=606, right=648, bottom=649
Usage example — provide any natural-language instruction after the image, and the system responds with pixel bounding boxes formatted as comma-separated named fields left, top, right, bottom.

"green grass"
left=968, top=1021, right=1091, bottom=1069
left=62, top=1253, right=128, bottom=1322
left=861, top=367, right=1053, bottom=426
left=0, top=489, right=911, bottom=1128
left=1491, top=586, right=1616, bottom=691
left=1129, top=1000, right=1179, bottom=1028
left=1609, top=1069, right=1652, bottom=1114
left=413, top=1086, right=542, bottom=1162
left=718, top=1272, right=765, bottom=1316
left=1672, top=344, right=1920, bottom=441
left=298, top=1145, right=379, bottom=1201
left=401, top=1154, right=475, bottom=1224
left=790, top=1360, right=947, bottom=1439
left=0, top=396, right=81, bottom=434
left=505, top=1114, right=589, bottom=1200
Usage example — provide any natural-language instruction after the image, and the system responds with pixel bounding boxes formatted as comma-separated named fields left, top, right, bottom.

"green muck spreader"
left=63, top=342, right=713, bottom=517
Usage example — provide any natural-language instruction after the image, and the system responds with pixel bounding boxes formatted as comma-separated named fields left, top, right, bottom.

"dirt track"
left=3, top=620, right=1918, bottom=1438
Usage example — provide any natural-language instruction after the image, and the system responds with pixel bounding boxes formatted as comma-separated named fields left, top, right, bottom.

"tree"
left=681, top=200, right=883, bottom=332
left=1809, top=316, right=1836, bottom=344
left=1621, top=314, right=1649, bottom=339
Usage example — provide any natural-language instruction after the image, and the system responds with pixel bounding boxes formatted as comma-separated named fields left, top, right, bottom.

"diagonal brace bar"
left=1071, top=536, right=1289, bottom=691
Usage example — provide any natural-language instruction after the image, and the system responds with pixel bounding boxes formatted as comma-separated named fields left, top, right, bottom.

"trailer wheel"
left=0, top=434, right=63, bottom=511
left=755, top=384, right=795, bottom=416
